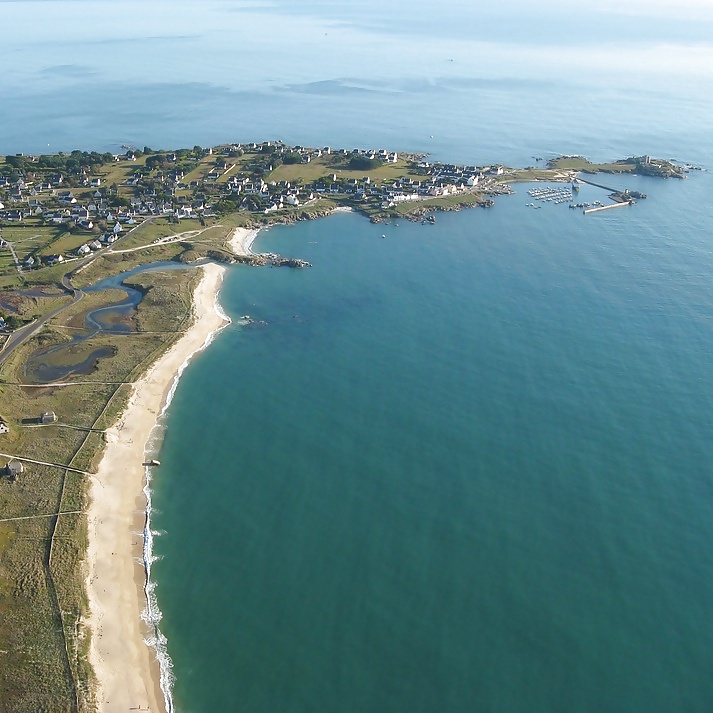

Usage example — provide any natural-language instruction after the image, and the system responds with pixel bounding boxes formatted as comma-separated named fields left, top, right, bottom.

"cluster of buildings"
left=0, top=413, right=56, bottom=482
left=212, top=144, right=505, bottom=211
left=0, top=142, right=511, bottom=267
left=633, top=156, right=685, bottom=179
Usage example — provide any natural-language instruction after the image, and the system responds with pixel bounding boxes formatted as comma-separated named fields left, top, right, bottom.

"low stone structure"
left=6, top=460, right=23, bottom=482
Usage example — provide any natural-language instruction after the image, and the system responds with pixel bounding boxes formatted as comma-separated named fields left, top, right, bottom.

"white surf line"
left=0, top=510, right=83, bottom=524
left=0, top=452, right=92, bottom=475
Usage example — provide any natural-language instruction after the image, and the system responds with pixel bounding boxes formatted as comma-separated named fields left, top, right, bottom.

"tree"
left=145, top=155, right=164, bottom=171
left=5, top=155, right=23, bottom=170
left=349, top=156, right=384, bottom=171
left=5, top=315, right=24, bottom=330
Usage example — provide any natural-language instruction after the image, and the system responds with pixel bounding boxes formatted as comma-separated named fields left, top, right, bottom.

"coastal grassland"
left=0, top=467, right=77, bottom=713
left=203, top=211, right=254, bottom=232
left=70, top=245, right=188, bottom=287
left=267, top=156, right=425, bottom=184
left=0, top=267, right=200, bottom=712
left=0, top=290, right=70, bottom=321
left=42, top=232, right=94, bottom=259
left=123, top=269, right=197, bottom=332
left=510, top=167, right=575, bottom=181
left=0, top=253, right=16, bottom=273
left=94, top=156, right=148, bottom=189
left=111, top=217, right=209, bottom=251
left=70, top=218, right=240, bottom=288
left=178, top=160, right=212, bottom=186
left=0, top=223, right=74, bottom=263
left=248, top=198, right=344, bottom=227
left=10, top=262, right=73, bottom=290
left=52, top=288, right=130, bottom=332
left=549, top=156, right=636, bottom=172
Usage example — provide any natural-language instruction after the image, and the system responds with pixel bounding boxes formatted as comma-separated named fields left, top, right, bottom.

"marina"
left=527, top=186, right=574, bottom=204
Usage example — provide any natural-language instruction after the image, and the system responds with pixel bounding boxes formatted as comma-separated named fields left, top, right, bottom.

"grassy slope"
left=0, top=268, right=199, bottom=712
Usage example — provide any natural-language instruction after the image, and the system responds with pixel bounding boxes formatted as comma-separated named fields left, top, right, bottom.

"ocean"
left=3, top=1, right=713, bottom=711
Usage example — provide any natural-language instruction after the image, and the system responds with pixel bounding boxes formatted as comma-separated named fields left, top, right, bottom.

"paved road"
left=0, top=290, right=84, bottom=367
left=0, top=217, right=155, bottom=369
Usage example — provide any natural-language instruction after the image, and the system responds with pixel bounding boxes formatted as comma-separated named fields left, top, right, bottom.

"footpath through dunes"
left=85, top=262, right=229, bottom=713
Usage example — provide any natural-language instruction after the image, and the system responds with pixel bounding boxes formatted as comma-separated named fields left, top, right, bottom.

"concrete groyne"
left=583, top=201, right=633, bottom=215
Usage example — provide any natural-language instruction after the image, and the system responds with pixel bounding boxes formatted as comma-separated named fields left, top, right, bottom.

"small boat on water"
left=143, top=459, right=161, bottom=467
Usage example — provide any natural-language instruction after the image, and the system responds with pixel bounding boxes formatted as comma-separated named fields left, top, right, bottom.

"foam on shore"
left=86, top=262, right=230, bottom=713
left=140, top=274, right=232, bottom=713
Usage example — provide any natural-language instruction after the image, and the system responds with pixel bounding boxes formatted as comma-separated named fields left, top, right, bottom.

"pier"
left=583, top=201, right=633, bottom=215
left=576, top=177, right=623, bottom=192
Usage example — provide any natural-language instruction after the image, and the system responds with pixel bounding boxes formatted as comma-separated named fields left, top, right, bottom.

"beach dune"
left=85, top=262, right=229, bottom=713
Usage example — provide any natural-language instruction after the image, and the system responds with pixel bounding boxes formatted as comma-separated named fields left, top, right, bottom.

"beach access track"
left=0, top=451, right=93, bottom=475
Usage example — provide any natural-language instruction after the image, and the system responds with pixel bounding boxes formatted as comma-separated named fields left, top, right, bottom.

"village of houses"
left=0, top=141, right=511, bottom=273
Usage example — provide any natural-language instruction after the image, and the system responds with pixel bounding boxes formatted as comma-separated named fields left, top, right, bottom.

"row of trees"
left=4, top=150, right=115, bottom=174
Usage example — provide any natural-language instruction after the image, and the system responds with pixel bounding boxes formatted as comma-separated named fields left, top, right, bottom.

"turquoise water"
left=4, top=1, right=713, bottom=710
left=152, top=171, right=713, bottom=711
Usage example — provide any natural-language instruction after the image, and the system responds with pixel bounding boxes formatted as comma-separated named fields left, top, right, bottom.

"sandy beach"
left=228, top=226, right=260, bottom=257
left=85, top=262, right=230, bottom=713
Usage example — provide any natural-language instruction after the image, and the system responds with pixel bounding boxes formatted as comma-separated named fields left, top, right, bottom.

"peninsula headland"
left=0, top=140, right=690, bottom=711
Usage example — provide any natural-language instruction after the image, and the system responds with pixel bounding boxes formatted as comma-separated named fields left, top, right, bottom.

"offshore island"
left=0, top=141, right=689, bottom=712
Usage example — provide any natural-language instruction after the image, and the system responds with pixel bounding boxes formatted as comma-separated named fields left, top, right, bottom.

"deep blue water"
left=4, top=2, right=713, bottom=711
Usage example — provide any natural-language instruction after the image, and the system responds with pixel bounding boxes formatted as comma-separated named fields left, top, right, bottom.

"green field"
left=267, top=156, right=425, bottom=185
left=0, top=224, right=73, bottom=263
left=0, top=268, right=200, bottom=711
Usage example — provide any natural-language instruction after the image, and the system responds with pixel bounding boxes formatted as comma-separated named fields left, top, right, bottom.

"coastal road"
left=0, top=217, right=155, bottom=369
left=0, top=280, right=84, bottom=368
